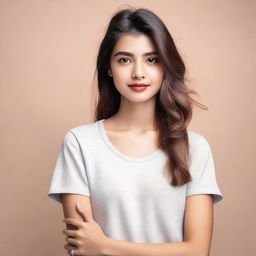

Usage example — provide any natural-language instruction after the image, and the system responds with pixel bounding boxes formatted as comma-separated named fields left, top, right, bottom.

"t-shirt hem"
left=48, top=189, right=91, bottom=203
left=186, top=187, right=224, bottom=204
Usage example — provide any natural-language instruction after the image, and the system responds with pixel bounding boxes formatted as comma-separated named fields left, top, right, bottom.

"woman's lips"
left=128, top=84, right=149, bottom=92
left=128, top=83, right=149, bottom=87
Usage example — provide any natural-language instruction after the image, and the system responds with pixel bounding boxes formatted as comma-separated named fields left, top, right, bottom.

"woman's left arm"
left=102, top=194, right=213, bottom=256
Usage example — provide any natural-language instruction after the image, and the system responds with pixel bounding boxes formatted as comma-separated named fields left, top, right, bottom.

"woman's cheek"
left=151, top=67, right=164, bottom=81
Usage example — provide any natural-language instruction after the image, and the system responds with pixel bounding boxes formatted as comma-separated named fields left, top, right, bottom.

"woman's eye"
left=117, top=57, right=159, bottom=64
left=147, top=57, right=159, bottom=64
left=118, top=58, right=130, bottom=63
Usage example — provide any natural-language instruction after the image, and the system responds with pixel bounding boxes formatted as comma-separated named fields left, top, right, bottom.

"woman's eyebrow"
left=113, top=51, right=158, bottom=57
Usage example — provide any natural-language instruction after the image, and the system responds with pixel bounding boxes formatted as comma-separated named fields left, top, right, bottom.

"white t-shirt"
left=48, top=118, right=223, bottom=245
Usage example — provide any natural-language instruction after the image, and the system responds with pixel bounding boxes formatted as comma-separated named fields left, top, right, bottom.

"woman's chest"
left=105, top=129, right=159, bottom=158
left=87, top=157, right=186, bottom=204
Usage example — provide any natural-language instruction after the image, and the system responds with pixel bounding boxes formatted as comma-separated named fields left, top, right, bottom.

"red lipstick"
left=128, top=83, right=149, bottom=92
left=128, top=83, right=149, bottom=87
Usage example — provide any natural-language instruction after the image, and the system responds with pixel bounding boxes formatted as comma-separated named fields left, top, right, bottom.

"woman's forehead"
left=112, top=33, right=157, bottom=55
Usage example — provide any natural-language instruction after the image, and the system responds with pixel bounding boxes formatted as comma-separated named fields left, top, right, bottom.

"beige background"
left=1, top=0, right=255, bottom=255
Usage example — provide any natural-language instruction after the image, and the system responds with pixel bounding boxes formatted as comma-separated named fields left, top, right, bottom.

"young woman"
left=48, top=7, right=224, bottom=256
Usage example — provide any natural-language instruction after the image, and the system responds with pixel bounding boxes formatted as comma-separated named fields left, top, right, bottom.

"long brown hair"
left=92, top=7, right=208, bottom=186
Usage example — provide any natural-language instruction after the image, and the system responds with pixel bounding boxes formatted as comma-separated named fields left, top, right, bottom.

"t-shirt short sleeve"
left=47, top=130, right=90, bottom=203
left=186, top=135, right=224, bottom=204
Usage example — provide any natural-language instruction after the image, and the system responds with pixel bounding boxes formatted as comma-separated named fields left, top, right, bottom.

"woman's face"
left=108, top=33, right=165, bottom=103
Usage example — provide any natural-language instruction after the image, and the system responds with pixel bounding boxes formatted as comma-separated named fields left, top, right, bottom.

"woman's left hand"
left=63, top=202, right=109, bottom=256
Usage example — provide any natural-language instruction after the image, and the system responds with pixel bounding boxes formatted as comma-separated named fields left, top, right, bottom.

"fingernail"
left=76, top=202, right=81, bottom=208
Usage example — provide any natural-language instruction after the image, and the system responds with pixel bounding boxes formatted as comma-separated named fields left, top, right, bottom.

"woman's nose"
left=131, top=63, right=145, bottom=79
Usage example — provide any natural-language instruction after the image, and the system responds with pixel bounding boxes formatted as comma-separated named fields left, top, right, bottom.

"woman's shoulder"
left=70, top=120, right=98, bottom=132
left=63, top=120, right=100, bottom=142
left=187, top=130, right=211, bottom=150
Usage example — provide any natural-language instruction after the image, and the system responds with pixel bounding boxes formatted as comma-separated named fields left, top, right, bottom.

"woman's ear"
left=108, top=69, right=112, bottom=77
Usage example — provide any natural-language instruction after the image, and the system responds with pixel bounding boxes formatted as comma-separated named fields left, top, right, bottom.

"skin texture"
left=61, top=33, right=214, bottom=256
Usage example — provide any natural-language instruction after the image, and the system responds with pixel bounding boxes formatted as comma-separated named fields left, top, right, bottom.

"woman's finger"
left=65, top=237, right=79, bottom=246
left=64, top=243, right=77, bottom=250
left=63, top=229, right=77, bottom=237
left=64, top=243, right=77, bottom=256
left=76, top=202, right=94, bottom=223
left=63, top=218, right=83, bottom=229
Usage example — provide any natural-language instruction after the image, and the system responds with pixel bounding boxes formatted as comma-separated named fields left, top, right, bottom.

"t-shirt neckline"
left=97, top=119, right=162, bottom=163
